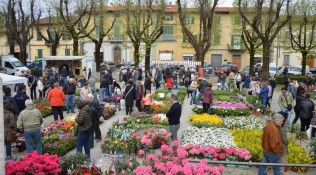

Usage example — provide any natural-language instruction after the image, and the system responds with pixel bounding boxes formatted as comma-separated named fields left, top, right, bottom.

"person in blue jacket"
left=260, top=82, right=269, bottom=106
left=14, top=84, right=30, bottom=113
left=244, top=73, right=251, bottom=91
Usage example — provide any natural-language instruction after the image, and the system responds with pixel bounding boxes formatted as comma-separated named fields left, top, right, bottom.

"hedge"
left=275, top=75, right=306, bottom=84
left=29, top=68, right=43, bottom=77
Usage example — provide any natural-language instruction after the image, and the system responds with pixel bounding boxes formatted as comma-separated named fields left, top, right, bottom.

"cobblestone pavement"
left=12, top=70, right=316, bottom=174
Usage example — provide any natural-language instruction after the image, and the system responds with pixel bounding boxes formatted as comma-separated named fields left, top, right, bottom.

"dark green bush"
left=29, top=68, right=43, bottom=77
left=275, top=75, right=306, bottom=84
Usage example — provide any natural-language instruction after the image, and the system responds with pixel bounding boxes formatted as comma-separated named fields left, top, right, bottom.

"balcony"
left=108, top=34, right=126, bottom=41
left=227, top=44, right=244, bottom=52
left=159, top=34, right=176, bottom=41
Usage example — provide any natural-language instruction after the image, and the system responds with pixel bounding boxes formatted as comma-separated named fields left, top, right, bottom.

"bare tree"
left=238, top=0, right=291, bottom=80
left=0, top=12, right=5, bottom=38
left=80, top=0, right=117, bottom=71
left=124, top=0, right=153, bottom=66
left=141, top=0, right=165, bottom=71
left=3, top=0, right=16, bottom=55
left=288, top=0, right=316, bottom=75
left=4, top=0, right=41, bottom=64
left=55, top=0, right=96, bottom=56
left=177, top=0, right=219, bottom=67
left=34, top=9, right=66, bottom=56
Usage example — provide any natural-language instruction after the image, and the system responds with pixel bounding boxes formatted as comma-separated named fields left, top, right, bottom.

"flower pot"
left=292, top=167, right=299, bottom=172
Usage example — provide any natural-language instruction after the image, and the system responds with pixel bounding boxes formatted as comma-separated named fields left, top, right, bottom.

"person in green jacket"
left=75, top=100, right=92, bottom=157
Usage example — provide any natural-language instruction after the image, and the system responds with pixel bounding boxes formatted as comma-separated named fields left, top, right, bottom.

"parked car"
left=310, top=67, right=316, bottom=75
left=241, top=66, right=249, bottom=74
left=214, top=64, right=238, bottom=75
left=204, top=64, right=214, bottom=74
left=288, top=65, right=310, bottom=76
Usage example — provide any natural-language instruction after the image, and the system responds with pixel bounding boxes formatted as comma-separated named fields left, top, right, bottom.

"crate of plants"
left=130, top=112, right=153, bottom=119
left=102, top=103, right=117, bottom=120
left=33, top=98, right=52, bottom=118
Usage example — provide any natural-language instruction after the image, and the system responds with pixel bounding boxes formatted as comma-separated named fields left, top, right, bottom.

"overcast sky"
left=218, top=0, right=234, bottom=7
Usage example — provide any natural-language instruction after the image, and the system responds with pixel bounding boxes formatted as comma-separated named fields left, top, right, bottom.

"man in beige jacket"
left=17, top=99, right=43, bottom=154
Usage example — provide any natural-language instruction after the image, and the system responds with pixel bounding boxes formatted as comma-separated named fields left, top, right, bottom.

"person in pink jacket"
left=142, top=90, right=152, bottom=114
left=166, top=75, right=173, bottom=93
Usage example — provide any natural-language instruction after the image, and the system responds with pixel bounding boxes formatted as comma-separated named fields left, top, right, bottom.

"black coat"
left=144, top=77, right=151, bottom=91
left=123, top=84, right=135, bottom=106
left=298, top=99, right=314, bottom=119
left=166, top=102, right=182, bottom=125
left=294, top=95, right=306, bottom=113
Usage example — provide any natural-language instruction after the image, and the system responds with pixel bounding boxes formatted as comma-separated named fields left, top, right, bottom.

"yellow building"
left=3, top=4, right=312, bottom=70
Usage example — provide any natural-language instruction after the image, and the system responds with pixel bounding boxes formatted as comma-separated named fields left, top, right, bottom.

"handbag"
left=6, top=128, right=17, bottom=142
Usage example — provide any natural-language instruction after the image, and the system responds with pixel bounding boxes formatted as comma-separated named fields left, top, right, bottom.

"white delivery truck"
left=0, top=55, right=29, bottom=75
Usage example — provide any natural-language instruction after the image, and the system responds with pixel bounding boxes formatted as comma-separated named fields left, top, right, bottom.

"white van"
left=0, top=55, right=29, bottom=75
left=288, top=65, right=310, bottom=76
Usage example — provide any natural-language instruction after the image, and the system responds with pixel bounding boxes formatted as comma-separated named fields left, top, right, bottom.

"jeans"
left=77, top=130, right=91, bottom=158
left=90, top=128, right=94, bottom=148
left=60, top=77, right=67, bottom=87
left=301, top=118, right=311, bottom=132
left=239, top=82, right=244, bottom=91
left=24, top=129, right=42, bottom=155
left=221, top=80, right=227, bottom=90
left=169, top=124, right=180, bottom=141
left=65, top=94, right=75, bottom=113
left=52, top=106, right=64, bottom=121
left=168, top=88, right=172, bottom=93
left=99, top=88, right=106, bottom=100
left=173, top=82, right=178, bottom=90
left=38, top=90, right=43, bottom=98
left=196, top=92, right=204, bottom=102
left=261, top=98, right=268, bottom=107
left=258, top=152, right=281, bottom=175
left=229, top=80, right=235, bottom=91
left=108, top=85, right=112, bottom=97
left=281, top=108, right=291, bottom=129
left=5, top=140, right=12, bottom=157
left=190, top=90, right=197, bottom=105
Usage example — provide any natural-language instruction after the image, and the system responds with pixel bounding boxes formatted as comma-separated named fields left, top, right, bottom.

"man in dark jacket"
left=298, top=94, right=315, bottom=131
left=87, top=93, right=102, bottom=144
left=60, top=66, right=68, bottom=87
left=75, top=100, right=92, bottom=157
left=292, top=90, right=306, bottom=125
left=14, top=85, right=30, bottom=113
left=123, top=79, right=136, bottom=115
left=63, top=78, right=77, bottom=113
left=166, top=94, right=182, bottom=141
left=3, top=87, right=19, bottom=115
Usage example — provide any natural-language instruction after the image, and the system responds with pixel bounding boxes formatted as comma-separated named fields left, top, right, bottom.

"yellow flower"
left=189, top=113, right=223, bottom=126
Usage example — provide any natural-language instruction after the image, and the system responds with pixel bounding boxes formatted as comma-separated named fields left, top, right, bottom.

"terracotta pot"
left=284, top=166, right=289, bottom=172
left=292, top=167, right=298, bottom=172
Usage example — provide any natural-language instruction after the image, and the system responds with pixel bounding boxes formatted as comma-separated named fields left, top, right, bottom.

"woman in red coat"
left=166, top=75, right=173, bottom=93
left=202, top=83, right=213, bottom=113
left=48, top=82, right=66, bottom=121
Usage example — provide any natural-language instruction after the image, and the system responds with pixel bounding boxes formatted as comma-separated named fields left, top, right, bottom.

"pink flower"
left=172, top=140, right=179, bottom=147
left=147, top=154, right=156, bottom=161
left=138, top=150, right=145, bottom=155
left=218, top=153, right=226, bottom=160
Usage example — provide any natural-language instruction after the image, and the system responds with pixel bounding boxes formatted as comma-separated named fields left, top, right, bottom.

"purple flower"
left=45, top=143, right=50, bottom=148
left=53, top=141, right=58, bottom=148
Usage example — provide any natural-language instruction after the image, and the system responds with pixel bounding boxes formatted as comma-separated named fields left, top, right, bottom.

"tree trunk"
left=20, top=43, right=28, bottom=65
left=195, top=49, right=205, bottom=68
left=134, top=44, right=140, bottom=67
left=249, top=51, right=255, bottom=76
left=73, top=39, right=79, bottom=56
left=94, top=43, right=102, bottom=72
left=144, top=44, right=151, bottom=71
left=261, top=43, right=270, bottom=81
left=9, top=43, right=15, bottom=55
left=301, top=51, right=308, bottom=76
left=52, top=43, right=58, bottom=56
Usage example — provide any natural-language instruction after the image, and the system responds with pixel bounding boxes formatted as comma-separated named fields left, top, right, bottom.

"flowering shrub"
left=192, top=105, right=204, bottom=114
left=134, top=141, right=225, bottom=175
left=5, top=150, right=61, bottom=175
left=213, top=102, right=246, bottom=109
left=230, top=129, right=263, bottom=161
left=181, top=127, right=237, bottom=148
left=140, top=129, right=171, bottom=149
left=33, top=98, right=52, bottom=118
left=63, top=116, right=77, bottom=131
left=150, top=102, right=170, bottom=114
left=286, top=136, right=314, bottom=165
left=222, top=116, right=266, bottom=129
left=189, top=113, right=223, bottom=127
left=42, top=120, right=77, bottom=156
left=213, top=108, right=251, bottom=116
left=59, top=152, right=91, bottom=173
left=71, top=165, right=102, bottom=175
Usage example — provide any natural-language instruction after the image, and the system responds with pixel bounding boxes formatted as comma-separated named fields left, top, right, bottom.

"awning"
left=155, top=61, right=201, bottom=66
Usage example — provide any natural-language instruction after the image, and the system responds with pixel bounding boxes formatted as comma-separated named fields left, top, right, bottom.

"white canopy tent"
left=0, top=73, right=30, bottom=96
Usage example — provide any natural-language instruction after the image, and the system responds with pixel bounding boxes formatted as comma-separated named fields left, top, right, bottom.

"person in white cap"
left=17, top=99, right=43, bottom=154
